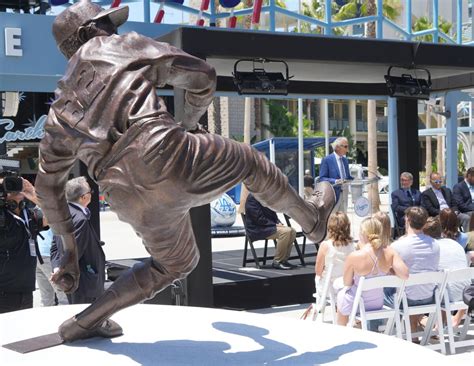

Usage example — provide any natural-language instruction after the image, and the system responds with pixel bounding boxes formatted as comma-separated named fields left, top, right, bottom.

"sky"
left=45, top=0, right=304, bottom=26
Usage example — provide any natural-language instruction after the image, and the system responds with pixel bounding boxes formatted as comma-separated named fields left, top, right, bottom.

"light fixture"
left=233, top=58, right=290, bottom=95
left=384, top=66, right=431, bottom=100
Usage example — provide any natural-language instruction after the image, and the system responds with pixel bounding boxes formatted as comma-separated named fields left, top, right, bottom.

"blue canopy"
left=252, top=137, right=336, bottom=152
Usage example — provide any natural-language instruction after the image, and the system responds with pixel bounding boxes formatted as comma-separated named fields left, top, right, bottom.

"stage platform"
left=212, top=245, right=318, bottom=310
left=108, top=244, right=318, bottom=311
left=0, top=304, right=460, bottom=366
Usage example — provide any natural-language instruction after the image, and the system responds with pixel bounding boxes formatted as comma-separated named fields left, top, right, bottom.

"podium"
left=340, top=178, right=377, bottom=238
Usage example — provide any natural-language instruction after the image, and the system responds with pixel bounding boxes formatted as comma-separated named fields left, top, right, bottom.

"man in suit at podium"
left=319, top=137, right=354, bottom=212
left=452, top=167, right=474, bottom=232
left=391, top=172, right=421, bottom=232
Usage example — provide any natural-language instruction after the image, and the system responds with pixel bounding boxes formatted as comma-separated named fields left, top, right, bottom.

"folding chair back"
left=311, top=263, right=337, bottom=323
left=441, top=267, right=474, bottom=354
left=347, top=275, right=405, bottom=338
left=400, top=271, right=447, bottom=354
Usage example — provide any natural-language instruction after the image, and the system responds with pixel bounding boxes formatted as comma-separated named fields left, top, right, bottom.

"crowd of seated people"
left=314, top=205, right=472, bottom=338
left=392, top=169, right=474, bottom=248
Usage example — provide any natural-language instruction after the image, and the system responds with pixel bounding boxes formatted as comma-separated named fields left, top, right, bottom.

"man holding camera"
left=0, top=172, right=45, bottom=314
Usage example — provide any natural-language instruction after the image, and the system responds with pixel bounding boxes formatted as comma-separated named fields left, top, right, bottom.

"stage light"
left=233, top=58, right=291, bottom=96
left=384, top=66, right=431, bottom=100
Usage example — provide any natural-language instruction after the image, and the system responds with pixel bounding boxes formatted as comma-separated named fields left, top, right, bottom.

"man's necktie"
left=339, top=157, right=345, bottom=179
left=85, top=207, right=91, bottom=219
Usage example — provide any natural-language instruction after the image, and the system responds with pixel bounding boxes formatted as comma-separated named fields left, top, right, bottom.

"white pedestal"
left=0, top=304, right=453, bottom=365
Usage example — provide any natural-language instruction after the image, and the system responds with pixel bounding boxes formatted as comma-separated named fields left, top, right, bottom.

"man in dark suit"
left=452, top=167, right=474, bottom=232
left=391, top=172, right=421, bottom=231
left=421, top=173, right=467, bottom=228
left=52, top=177, right=105, bottom=304
left=245, top=194, right=296, bottom=270
left=319, top=137, right=354, bottom=212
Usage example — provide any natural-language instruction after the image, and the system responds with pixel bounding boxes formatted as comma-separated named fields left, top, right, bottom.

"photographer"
left=0, top=172, right=46, bottom=313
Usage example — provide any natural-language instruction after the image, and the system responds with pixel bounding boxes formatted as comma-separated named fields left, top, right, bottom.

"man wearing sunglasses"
left=421, top=173, right=466, bottom=227
left=319, top=137, right=354, bottom=212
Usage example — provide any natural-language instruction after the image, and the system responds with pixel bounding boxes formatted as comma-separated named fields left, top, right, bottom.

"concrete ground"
left=32, top=192, right=473, bottom=360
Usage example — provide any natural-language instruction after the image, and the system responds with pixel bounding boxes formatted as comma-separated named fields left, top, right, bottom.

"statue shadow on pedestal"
left=77, top=321, right=376, bottom=365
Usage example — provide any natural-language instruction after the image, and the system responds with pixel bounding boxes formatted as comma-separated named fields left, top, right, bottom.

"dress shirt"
left=433, top=188, right=449, bottom=210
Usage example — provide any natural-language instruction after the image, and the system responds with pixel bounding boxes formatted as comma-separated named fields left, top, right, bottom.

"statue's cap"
left=52, top=0, right=129, bottom=47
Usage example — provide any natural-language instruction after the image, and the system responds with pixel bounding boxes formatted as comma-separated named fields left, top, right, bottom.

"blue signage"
left=0, top=114, right=46, bottom=143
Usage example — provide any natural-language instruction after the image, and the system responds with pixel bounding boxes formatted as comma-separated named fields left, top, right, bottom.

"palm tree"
left=412, top=15, right=452, bottom=43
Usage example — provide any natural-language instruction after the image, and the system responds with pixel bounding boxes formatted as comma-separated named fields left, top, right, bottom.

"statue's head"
left=52, top=0, right=128, bottom=59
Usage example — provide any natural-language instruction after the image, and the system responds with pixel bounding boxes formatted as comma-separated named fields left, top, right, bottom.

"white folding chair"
left=399, top=271, right=447, bottom=354
left=440, top=267, right=474, bottom=354
left=347, top=275, right=406, bottom=338
left=310, top=263, right=337, bottom=323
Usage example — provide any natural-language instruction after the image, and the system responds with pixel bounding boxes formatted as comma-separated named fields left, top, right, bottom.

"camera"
left=0, top=171, right=23, bottom=229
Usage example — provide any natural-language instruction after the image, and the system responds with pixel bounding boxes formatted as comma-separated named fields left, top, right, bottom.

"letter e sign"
left=5, top=28, right=22, bottom=57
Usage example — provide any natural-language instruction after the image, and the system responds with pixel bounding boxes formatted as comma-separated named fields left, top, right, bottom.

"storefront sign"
left=0, top=115, right=46, bottom=143
left=4, top=27, right=22, bottom=57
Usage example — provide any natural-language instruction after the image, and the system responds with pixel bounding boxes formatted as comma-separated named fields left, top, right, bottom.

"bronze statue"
left=36, top=0, right=335, bottom=342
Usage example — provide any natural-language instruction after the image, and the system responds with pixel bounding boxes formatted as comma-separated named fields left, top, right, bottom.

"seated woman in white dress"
left=315, top=211, right=355, bottom=296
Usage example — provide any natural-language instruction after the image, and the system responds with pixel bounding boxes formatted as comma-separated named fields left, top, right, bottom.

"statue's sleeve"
left=147, top=43, right=217, bottom=131
left=36, top=110, right=79, bottom=236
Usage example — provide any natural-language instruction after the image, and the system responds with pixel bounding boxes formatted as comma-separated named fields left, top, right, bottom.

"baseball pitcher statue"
left=36, top=0, right=335, bottom=342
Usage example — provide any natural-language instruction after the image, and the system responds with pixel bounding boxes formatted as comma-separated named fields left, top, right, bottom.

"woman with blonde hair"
left=315, top=212, right=355, bottom=295
left=372, top=211, right=392, bottom=246
left=336, top=217, right=409, bottom=326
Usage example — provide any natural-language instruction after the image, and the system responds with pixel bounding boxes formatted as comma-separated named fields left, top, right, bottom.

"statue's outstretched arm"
left=36, top=110, right=81, bottom=293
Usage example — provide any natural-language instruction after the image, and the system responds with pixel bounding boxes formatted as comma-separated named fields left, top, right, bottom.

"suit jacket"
left=452, top=181, right=474, bottom=213
left=391, top=188, right=421, bottom=227
left=421, top=187, right=456, bottom=217
left=319, top=153, right=353, bottom=201
left=51, top=202, right=105, bottom=304
left=244, top=194, right=278, bottom=241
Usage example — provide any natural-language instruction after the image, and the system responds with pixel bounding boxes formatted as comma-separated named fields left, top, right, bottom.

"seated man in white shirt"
left=385, top=206, right=440, bottom=333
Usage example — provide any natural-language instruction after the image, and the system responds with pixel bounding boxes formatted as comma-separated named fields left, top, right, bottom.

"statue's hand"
left=50, top=250, right=80, bottom=294
left=189, top=123, right=209, bottom=134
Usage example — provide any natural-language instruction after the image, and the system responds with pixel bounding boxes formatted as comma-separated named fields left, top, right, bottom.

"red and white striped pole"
left=228, top=8, right=237, bottom=28
left=251, top=0, right=263, bottom=29
left=154, top=2, right=165, bottom=23
left=196, top=0, right=210, bottom=26
left=111, top=0, right=121, bottom=8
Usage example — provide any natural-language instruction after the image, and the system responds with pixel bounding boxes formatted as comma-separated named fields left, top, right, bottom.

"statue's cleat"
left=303, top=181, right=336, bottom=244
left=59, top=317, right=123, bottom=343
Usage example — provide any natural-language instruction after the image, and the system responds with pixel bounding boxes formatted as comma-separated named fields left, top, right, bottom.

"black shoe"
left=281, top=261, right=297, bottom=269
left=272, top=261, right=292, bottom=270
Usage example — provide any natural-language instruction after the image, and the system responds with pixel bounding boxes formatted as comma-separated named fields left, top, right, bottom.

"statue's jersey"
left=36, top=32, right=216, bottom=234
